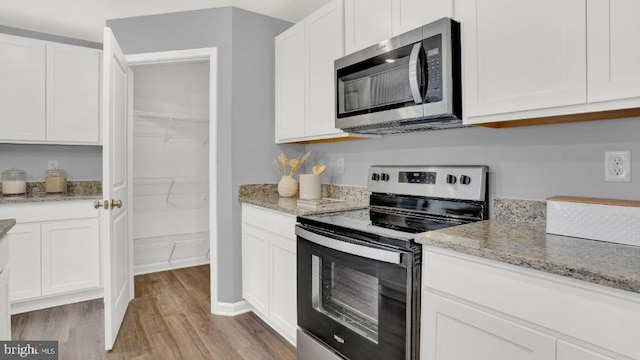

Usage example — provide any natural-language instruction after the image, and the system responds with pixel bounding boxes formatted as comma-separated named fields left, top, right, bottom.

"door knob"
left=110, top=199, right=123, bottom=208
left=94, top=200, right=110, bottom=209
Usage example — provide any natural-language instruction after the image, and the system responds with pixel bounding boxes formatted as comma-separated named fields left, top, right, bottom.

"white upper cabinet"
left=46, top=43, right=101, bottom=143
left=276, top=0, right=362, bottom=143
left=392, top=0, right=454, bottom=35
left=305, top=0, right=345, bottom=137
left=344, top=0, right=393, bottom=55
left=458, top=0, right=587, bottom=122
left=458, top=0, right=640, bottom=126
left=345, top=0, right=453, bottom=55
left=275, top=22, right=306, bottom=141
left=0, top=33, right=101, bottom=144
left=587, top=0, right=640, bottom=103
left=0, top=34, right=46, bottom=141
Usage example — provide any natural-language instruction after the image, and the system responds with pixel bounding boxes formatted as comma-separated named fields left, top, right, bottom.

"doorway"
left=126, top=49, right=219, bottom=313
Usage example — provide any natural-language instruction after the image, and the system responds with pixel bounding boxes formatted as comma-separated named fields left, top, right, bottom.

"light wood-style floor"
left=11, top=265, right=297, bottom=360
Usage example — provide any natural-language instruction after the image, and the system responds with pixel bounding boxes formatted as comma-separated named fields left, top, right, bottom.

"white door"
left=102, top=27, right=134, bottom=351
left=392, top=0, right=454, bottom=35
left=275, top=21, right=306, bottom=142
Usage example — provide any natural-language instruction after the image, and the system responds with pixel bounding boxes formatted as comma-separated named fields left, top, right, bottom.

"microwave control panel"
left=424, top=34, right=443, bottom=103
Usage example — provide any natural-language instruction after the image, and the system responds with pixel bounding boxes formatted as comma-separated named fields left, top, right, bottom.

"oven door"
left=296, top=225, right=416, bottom=360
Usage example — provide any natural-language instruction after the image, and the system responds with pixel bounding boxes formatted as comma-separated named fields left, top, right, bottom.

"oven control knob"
left=446, top=174, right=457, bottom=184
left=381, top=173, right=390, bottom=182
left=371, top=173, right=381, bottom=181
left=460, top=175, right=471, bottom=185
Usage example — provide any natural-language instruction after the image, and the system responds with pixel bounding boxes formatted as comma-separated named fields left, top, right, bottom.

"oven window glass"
left=312, top=255, right=379, bottom=344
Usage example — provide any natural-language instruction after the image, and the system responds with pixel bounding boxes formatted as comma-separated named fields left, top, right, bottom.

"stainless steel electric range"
left=295, top=165, right=489, bottom=360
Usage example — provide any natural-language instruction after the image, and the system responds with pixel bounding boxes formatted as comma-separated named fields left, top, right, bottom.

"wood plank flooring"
left=11, top=265, right=297, bottom=360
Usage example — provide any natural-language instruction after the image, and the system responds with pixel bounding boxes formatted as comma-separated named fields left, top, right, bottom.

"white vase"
left=278, top=175, right=298, bottom=197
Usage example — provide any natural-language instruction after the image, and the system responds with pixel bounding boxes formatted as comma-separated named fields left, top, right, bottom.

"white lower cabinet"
left=557, top=340, right=616, bottom=360
left=421, top=248, right=640, bottom=360
left=422, top=291, right=555, bottom=360
left=241, top=204, right=297, bottom=345
left=41, top=219, right=100, bottom=295
left=0, top=202, right=102, bottom=313
left=0, top=269, right=10, bottom=340
left=7, top=224, right=42, bottom=302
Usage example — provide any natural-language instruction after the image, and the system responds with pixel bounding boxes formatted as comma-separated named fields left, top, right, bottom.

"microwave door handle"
left=408, top=42, right=424, bottom=104
left=296, top=227, right=401, bottom=265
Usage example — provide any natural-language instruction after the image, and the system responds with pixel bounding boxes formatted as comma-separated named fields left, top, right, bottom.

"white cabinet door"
left=421, top=291, right=556, bottom=360
left=0, top=268, right=10, bottom=341
left=269, top=233, right=297, bottom=344
left=242, top=224, right=270, bottom=317
left=344, top=0, right=394, bottom=55
left=7, top=224, right=42, bottom=302
left=392, top=0, right=454, bottom=35
left=458, top=0, right=586, bottom=121
left=275, top=22, right=306, bottom=142
left=46, top=43, right=101, bottom=143
left=0, top=34, right=46, bottom=141
left=305, top=0, right=345, bottom=138
left=41, top=219, right=100, bottom=296
left=557, top=340, right=616, bottom=360
left=587, top=0, right=640, bottom=103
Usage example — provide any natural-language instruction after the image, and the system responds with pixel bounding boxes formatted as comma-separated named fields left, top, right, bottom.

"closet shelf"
left=134, top=111, right=208, bottom=123
left=134, top=111, right=209, bottom=144
left=134, top=177, right=209, bottom=203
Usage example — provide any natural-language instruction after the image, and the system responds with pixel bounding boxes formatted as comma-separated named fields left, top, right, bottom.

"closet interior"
left=131, top=60, right=210, bottom=275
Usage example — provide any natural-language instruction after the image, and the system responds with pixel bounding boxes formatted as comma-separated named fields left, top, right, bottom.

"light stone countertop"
left=238, top=183, right=369, bottom=215
left=0, top=219, right=16, bottom=238
left=0, top=180, right=102, bottom=205
left=416, top=219, right=640, bottom=294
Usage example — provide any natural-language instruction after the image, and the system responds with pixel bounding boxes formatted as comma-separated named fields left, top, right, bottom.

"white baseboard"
left=11, top=288, right=104, bottom=315
left=214, top=300, right=252, bottom=316
left=134, top=257, right=210, bottom=276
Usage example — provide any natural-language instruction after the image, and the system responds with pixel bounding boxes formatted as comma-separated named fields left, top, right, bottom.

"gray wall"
left=0, top=144, right=102, bottom=181
left=0, top=25, right=101, bottom=49
left=306, top=117, right=640, bottom=213
left=107, top=7, right=296, bottom=303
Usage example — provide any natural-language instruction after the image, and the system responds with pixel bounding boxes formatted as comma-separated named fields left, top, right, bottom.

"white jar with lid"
left=1, top=168, right=27, bottom=195
left=45, top=168, right=68, bottom=194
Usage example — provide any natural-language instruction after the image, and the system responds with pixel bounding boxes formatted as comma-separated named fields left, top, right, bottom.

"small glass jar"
left=2, top=168, right=27, bottom=196
left=45, top=168, right=68, bottom=194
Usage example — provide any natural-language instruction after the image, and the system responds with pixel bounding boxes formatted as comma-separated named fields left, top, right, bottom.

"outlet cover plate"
left=604, top=151, right=631, bottom=182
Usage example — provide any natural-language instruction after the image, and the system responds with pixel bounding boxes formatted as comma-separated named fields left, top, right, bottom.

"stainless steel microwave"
left=335, top=18, right=463, bottom=134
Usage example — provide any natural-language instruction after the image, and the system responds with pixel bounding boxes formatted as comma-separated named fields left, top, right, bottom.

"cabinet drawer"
left=423, top=248, right=640, bottom=360
left=0, top=201, right=97, bottom=223
left=242, top=204, right=296, bottom=240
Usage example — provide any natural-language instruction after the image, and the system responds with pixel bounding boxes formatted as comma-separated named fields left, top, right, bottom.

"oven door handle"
left=296, top=227, right=401, bottom=264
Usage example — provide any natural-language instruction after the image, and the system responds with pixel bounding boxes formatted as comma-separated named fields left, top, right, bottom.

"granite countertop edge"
left=0, top=219, right=16, bottom=237
left=0, top=194, right=102, bottom=204
left=238, top=195, right=368, bottom=216
left=417, top=220, right=640, bottom=295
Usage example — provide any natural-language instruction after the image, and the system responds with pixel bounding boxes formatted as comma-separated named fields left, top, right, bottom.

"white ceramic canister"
left=299, top=174, right=321, bottom=200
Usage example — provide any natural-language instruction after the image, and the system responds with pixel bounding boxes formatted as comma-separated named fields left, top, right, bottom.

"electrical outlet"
left=48, top=160, right=58, bottom=170
left=604, top=151, right=631, bottom=182
left=337, top=158, right=345, bottom=175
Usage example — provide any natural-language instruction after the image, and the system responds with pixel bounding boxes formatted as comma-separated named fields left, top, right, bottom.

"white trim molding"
left=214, top=300, right=252, bottom=316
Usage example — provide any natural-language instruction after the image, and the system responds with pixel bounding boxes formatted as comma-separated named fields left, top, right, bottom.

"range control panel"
left=367, top=165, right=488, bottom=201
